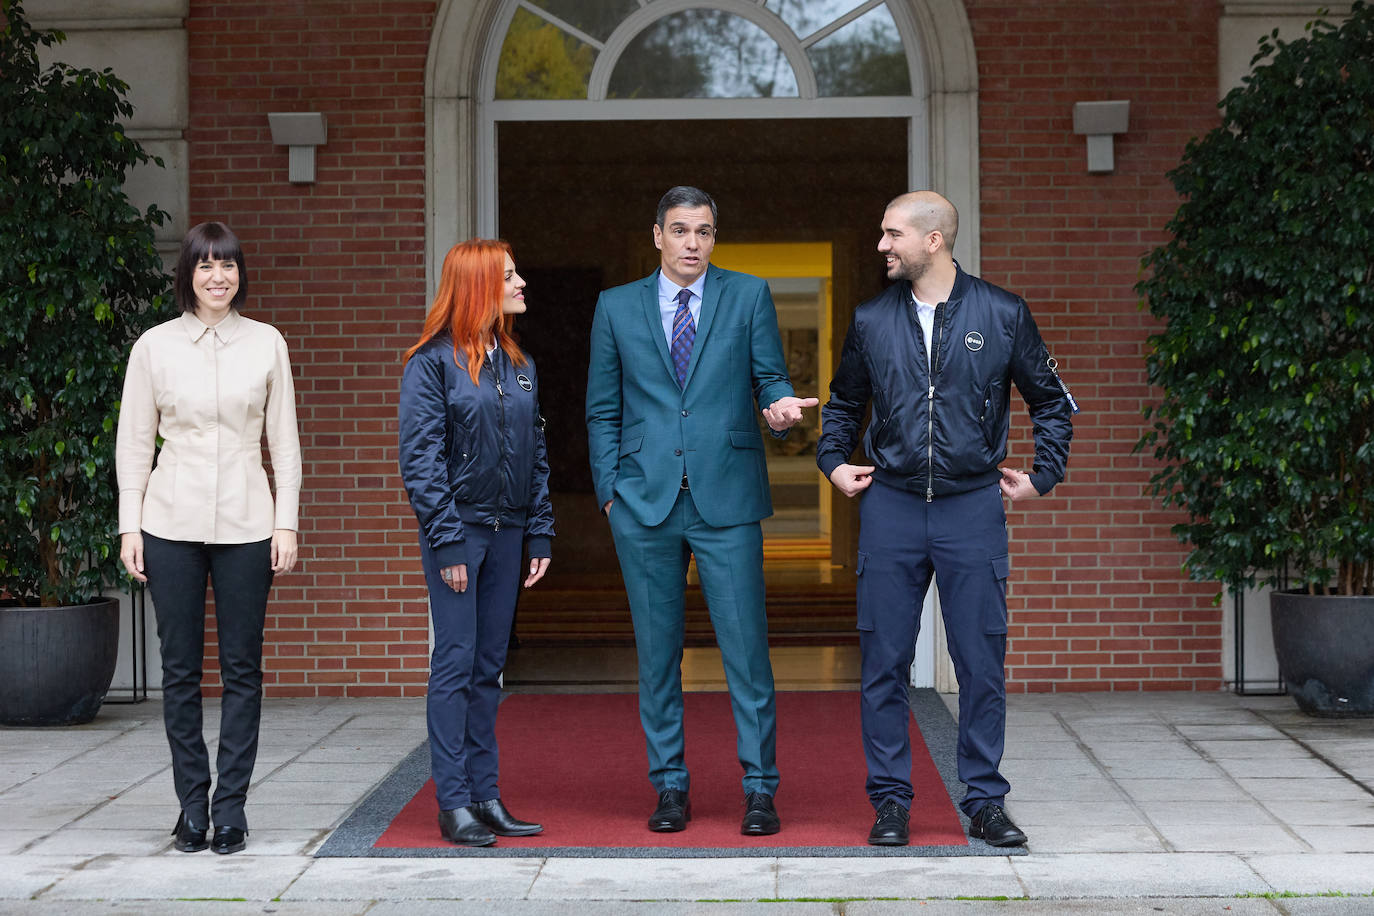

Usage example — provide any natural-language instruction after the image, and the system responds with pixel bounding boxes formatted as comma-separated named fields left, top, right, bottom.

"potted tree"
left=1137, top=2, right=1374, bottom=717
left=0, top=0, right=171, bottom=725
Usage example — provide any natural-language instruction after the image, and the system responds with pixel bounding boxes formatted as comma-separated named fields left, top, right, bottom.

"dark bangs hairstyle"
left=174, top=221, right=248, bottom=312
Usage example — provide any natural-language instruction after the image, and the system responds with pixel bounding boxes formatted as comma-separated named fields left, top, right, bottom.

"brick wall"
left=184, top=0, right=1228, bottom=696
left=967, top=0, right=1225, bottom=690
left=188, top=1, right=436, bottom=696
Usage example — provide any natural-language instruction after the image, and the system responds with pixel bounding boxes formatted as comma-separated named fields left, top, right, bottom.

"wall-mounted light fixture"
left=1072, top=101, right=1130, bottom=174
left=267, top=112, right=328, bottom=184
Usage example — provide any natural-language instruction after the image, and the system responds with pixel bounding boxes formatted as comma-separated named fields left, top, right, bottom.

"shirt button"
left=681, top=410, right=689, bottom=417
left=674, top=449, right=682, bottom=456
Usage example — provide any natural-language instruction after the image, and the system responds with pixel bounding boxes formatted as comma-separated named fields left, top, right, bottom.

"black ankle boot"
left=471, top=798, right=542, bottom=836
left=438, top=807, right=497, bottom=846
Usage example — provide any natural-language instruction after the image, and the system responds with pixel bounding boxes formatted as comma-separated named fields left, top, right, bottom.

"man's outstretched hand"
left=763, top=396, right=820, bottom=431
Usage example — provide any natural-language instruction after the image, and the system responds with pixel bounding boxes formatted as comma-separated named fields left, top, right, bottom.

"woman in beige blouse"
left=116, top=221, right=301, bottom=856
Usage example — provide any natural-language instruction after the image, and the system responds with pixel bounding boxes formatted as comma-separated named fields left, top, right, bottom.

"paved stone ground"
left=1, top=691, right=1371, bottom=914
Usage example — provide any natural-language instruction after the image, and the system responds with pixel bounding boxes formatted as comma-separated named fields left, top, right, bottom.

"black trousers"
left=143, top=532, right=273, bottom=830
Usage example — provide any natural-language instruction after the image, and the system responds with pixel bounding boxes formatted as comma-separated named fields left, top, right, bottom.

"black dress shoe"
left=647, top=788, right=690, bottom=832
left=969, top=803, right=1027, bottom=847
left=740, top=792, right=780, bottom=836
left=868, top=799, right=910, bottom=846
left=171, top=812, right=208, bottom=853
left=471, top=798, right=542, bottom=836
left=210, top=825, right=247, bottom=855
left=438, top=807, right=497, bottom=847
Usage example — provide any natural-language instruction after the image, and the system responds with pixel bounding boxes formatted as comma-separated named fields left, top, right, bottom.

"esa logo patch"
left=964, top=331, right=984, bottom=352
left=516, top=374, right=533, bottom=391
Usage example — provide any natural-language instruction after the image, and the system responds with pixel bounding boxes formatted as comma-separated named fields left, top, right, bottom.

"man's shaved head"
left=885, top=191, right=958, bottom=251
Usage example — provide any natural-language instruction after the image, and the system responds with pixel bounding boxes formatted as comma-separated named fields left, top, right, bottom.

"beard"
left=888, top=252, right=930, bottom=283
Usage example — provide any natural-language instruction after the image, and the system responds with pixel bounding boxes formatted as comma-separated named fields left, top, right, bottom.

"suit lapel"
left=639, top=270, right=676, bottom=382
left=682, top=265, right=724, bottom=390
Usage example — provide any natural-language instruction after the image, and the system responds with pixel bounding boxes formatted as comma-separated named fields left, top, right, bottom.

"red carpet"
left=376, top=691, right=967, bottom=849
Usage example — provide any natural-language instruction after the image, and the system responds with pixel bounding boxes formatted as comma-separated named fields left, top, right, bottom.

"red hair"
left=403, top=239, right=527, bottom=383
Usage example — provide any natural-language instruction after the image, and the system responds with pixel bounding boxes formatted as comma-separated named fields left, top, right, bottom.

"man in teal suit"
left=586, top=186, right=816, bottom=836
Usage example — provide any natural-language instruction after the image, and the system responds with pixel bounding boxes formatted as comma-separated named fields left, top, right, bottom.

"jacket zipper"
left=926, top=304, right=947, bottom=503
left=486, top=351, right=507, bottom=532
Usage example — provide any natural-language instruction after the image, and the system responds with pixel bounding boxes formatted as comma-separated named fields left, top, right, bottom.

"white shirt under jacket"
left=116, top=309, right=302, bottom=543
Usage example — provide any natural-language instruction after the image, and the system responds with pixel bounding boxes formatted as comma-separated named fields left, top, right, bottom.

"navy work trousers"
left=857, top=480, right=1012, bottom=818
left=142, top=532, right=273, bottom=831
left=419, top=523, right=524, bottom=811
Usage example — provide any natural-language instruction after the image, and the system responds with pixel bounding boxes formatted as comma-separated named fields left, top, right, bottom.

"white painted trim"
left=586, top=0, right=819, bottom=100
left=486, top=97, right=923, bottom=121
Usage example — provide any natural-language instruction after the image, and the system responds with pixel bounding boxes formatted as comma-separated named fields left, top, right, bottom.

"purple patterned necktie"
left=670, top=287, right=696, bottom=388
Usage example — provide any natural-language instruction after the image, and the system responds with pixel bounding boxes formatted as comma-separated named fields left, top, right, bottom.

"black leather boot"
left=438, top=807, right=497, bottom=846
left=471, top=798, right=542, bottom=836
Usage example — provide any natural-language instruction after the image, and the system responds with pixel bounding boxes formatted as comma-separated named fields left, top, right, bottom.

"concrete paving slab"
left=1264, top=799, right=1374, bottom=823
left=1019, top=824, right=1166, bottom=854
left=1005, top=801, right=1145, bottom=827
left=0, top=904, right=370, bottom=916
left=1087, top=742, right=1206, bottom=762
left=1237, top=778, right=1369, bottom=801
left=848, top=901, right=1280, bottom=915
left=1246, top=853, right=1374, bottom=895
left=1001, top=776, right=1121, bottom=801
left=0, top=832, right=48, bottom=855
left=1288, top=825, right=1374, bottom=852
left=71, top=803, right=180, bottom=829
left=40, top=853, right=310, bottom=901
left=1100, top=759, right=1222, bottom=780
left=531, top=857, right=778, bottom=901
left=1215, top=758, right=1347, bottom=779
left=1114, top=778, right=1251, bottom=801
left=242, top=803, right=354, bottom=830
left=248, top=779, right=380, bottom=805
left=0, top=803, right=99, bottom=831
left=372, top=904, right=834, bottom=916
left=1153, top=824, right=1308, bottom=853
left=775, top=855, right=1022, bottom=900
left=0, top=855, right=86, bottom=899
left=1134, top=801, right=1277, bottom=826
left=23, top=828, right=170, bottom=856
left=1196, top=740, right=1316, bottom=759
left=1010, top=852, right=1270, bottom=897
left=283, top=856, right=542, bottom=900
left=1280, top=898, right=1374, bottom=914
left=1176, top=725, right=1286, bottom=740
left=260, top=762, right=402, bottom=783
left=1000, top=756, right=1103, bottom=777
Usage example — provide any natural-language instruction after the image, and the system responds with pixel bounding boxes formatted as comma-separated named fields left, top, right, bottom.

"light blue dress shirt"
left=657, top=271, right=706, bottom=348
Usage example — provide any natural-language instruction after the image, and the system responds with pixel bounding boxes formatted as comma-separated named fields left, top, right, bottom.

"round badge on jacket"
left=516, top=374, right=533, bottom=391
left=965, top=331, right=984, bottom=351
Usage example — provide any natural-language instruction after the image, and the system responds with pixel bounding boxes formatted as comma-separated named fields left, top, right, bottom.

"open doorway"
left=497, top=116, right=904, bottom=648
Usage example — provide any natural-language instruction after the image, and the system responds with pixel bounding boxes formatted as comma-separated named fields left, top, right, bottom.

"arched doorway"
left=425, top=0, right=977, bottom=688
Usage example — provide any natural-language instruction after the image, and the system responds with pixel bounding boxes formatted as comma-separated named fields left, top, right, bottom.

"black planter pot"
left=1270, top=590, right=1374, bottom=718
left=0, top=598, right=121, bottom=727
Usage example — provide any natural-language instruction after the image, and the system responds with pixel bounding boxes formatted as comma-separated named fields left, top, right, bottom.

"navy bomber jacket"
left=399, top=335, right=554, bottom=568
left=817, top=263, right=1073, bottom=499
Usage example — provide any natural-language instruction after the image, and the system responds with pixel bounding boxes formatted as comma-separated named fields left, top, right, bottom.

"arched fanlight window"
left=494, top=0, right=913, bottom=101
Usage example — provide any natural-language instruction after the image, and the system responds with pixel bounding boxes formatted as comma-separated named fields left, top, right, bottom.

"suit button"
left=674, top=449, right=682, bottom=456
left=681, top=410, right=689, bottom=417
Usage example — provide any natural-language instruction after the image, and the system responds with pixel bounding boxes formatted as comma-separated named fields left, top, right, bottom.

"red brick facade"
left=970, top=1, right=1223, bottom=690
left=185, top=1, right=1225, bottom=696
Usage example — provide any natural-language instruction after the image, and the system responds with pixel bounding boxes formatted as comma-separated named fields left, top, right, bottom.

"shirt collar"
left=179, top=308, right=242, bottom=342
left=657, top=269, right=707, bottom=304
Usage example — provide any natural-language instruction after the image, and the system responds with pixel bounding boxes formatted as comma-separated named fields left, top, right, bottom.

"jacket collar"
left=639, top=265, right=725, bottom=390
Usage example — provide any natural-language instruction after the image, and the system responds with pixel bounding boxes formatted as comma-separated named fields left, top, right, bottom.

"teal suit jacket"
left=586, top=265, right=794, bottom=529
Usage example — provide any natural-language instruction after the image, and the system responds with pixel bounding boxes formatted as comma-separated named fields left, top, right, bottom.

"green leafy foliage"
left=0, top=0, right=171, bottom=606
left=1137, top=2, right=1374, bottom=595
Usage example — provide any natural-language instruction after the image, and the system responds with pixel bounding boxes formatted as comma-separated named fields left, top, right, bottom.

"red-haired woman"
left=398, top=239, right=554, bottom=847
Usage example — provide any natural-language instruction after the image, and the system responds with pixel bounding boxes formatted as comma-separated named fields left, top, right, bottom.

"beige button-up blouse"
left=116, top=310, right=302, bottom=543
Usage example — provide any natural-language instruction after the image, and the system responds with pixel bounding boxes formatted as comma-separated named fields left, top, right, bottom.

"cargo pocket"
left=986, top=553, right=1011, bottom=634
left=854, top=551, right=875, bottom=632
